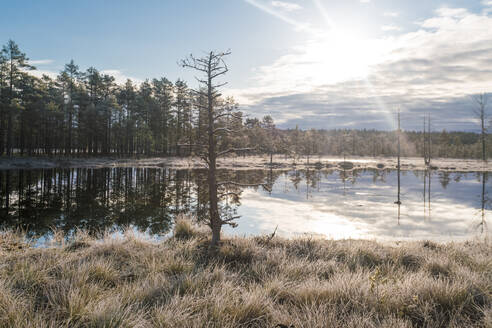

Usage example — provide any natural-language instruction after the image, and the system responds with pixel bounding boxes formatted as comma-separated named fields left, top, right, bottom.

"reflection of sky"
left=224, top=170, right=491, bottom=241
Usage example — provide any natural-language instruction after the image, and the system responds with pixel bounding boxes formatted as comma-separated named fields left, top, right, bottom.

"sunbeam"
left=243, top=0, right=318, bottom=34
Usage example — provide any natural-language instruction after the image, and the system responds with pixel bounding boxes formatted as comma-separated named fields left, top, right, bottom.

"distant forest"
left=0, top=40, right=489, bottom=159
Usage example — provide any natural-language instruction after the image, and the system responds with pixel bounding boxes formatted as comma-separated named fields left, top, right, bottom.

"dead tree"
left=423, top=114, right=431, bottom=166
left=473, top=94, right=489, bottom=162
left=181, top=51, right=260, bottom=247
left=395, top=109, right=402, bottom=205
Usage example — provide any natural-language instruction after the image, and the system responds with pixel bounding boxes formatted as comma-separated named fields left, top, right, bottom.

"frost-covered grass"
left=0, top=222, right=490, bottom=327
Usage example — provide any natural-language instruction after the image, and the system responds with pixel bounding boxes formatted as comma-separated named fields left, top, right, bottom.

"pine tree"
left=1, top=40, right=34, bottom=156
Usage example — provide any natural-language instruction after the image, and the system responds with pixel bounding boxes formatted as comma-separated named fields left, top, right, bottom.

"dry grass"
left=0, top=225, right=490, bottom=328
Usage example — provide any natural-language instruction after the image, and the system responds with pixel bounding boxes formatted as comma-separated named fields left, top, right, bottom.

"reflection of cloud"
left=231, top=190, right=367, bottom=239
left=229, top=7, right=492, bottom=131
left=226, top=170, right=490, bottom=241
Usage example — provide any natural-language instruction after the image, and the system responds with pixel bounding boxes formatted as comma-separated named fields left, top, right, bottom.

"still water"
left=0, top=167, right=489, bottom=242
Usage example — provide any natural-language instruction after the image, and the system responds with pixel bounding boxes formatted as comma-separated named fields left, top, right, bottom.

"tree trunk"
left=207, top=68, right=221, bottom=247
left=6, top=110, right=12, bottom=156
left=481, top=114, right=486, bottom=162
left=0, top=105, right=5, bottom=156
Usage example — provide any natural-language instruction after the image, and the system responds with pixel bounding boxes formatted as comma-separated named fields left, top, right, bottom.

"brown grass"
left=0, top=224, right=490, bottom=327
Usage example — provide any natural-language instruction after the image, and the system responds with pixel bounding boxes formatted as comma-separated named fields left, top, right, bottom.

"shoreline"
left=0, top=155, right=491, bottom=172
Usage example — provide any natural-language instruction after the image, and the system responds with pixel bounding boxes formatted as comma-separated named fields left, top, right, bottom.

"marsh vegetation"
left=0, top=221, right=490, bottom=327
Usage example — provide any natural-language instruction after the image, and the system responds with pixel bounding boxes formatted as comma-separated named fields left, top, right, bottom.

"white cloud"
left=28, top=59, right=54, bottom=65
left=360, top=0, right=371, bottom=3
left=231, top=7, right=492, bottom=130
left=381, top=24, right=401, bottom=31
left=100, top=69, right=143, bottom=85
left=25, top=67, right=142, bottom=85
left=383, top=12, right=399, bottom=17
left=481, top=0, right=492, bottom=6
left=271, top=1, right=302, bottom=11
left=434, top=7, right=468, bottom=18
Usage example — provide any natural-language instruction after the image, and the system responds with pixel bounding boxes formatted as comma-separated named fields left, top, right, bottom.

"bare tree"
left=423, top=113, right=431, bottom=166
left=473, top=93, right=489, bottom=162
left=395, top=109, right=402, bottom=205
left=181, top=51, right=256, bottom=247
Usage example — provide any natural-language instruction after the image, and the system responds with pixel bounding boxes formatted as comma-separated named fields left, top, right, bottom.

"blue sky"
left=1, top=0, right=492, bottom=131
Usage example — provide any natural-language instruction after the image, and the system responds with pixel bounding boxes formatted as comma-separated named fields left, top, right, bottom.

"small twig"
left=267, top=225, right=278, bottom=241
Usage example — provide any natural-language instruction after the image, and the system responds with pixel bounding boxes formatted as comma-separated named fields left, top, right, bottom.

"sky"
left=1, top=0, right=492, bottom=131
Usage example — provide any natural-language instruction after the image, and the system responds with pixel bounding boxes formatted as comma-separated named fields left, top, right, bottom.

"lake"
left=0, top=167, right=489, bottom=243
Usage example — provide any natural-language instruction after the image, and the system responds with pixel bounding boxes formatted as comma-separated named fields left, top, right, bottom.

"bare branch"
left=210, top=69, right=228, bottom=80
left=220, top=214, right=240, bottom=227
left=212, top=81, right=228, bottom=89
left=214, top=112, right=242, bottom=120
left=222, top=215, right=240, bottom=222
left=194, top=77, right=209, bottom=85
left=221, top=220, right=238, bottom=228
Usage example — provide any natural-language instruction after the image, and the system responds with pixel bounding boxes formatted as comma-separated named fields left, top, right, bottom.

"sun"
left=304, top=28, right=389, bottom=85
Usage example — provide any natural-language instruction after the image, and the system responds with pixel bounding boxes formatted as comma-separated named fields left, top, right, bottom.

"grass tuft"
left=426, top=261, right=452, bottom=279
left=0, top=232, right=490, bottom=327
left=173, top=216, right=199, bottom=240
left=397, top=253, right=423, bottom=271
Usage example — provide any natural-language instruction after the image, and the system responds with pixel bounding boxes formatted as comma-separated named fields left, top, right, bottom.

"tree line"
left=0, top=40, right=489, bottom=159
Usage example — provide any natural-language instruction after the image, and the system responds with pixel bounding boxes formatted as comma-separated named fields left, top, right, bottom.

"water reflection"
left=480, top=172, right=489, bottom=233
left=0, top=168, right=490, bottom=242
left=227, top=168, right=490, bottom=241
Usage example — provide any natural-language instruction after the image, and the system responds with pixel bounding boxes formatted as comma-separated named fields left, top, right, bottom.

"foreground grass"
left=0, top=224, right=490, bottom=327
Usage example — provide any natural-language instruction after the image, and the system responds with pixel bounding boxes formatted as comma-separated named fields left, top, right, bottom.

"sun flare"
left=305, top=29, right=391, bottom=85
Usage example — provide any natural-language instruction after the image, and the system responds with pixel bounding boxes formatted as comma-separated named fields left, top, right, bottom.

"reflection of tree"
left=372, top=169, right=388, bottom=183
left=479, top=171, right=489, bottom=233
left=350, top=170, right=361, bottom=185
left=192, top=169, right=277, bottom=227
left=0, top=168, right=198, bottom=237
left=289, top=169, right=302, bottom=191
left=304, top=169, right=318, bottom=189
left=423, top=169, right=431, bottom=220
left=263, top=167, right=283, bottom=196
left=303, top=169, right=319, bottom=199
left=0, top=168, right=285, bottom=240
left=6, top=167, right=486, bottom=241
left=339, top=169, right=348, bottom=196
left=438, top=172, right=451, bottom=189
